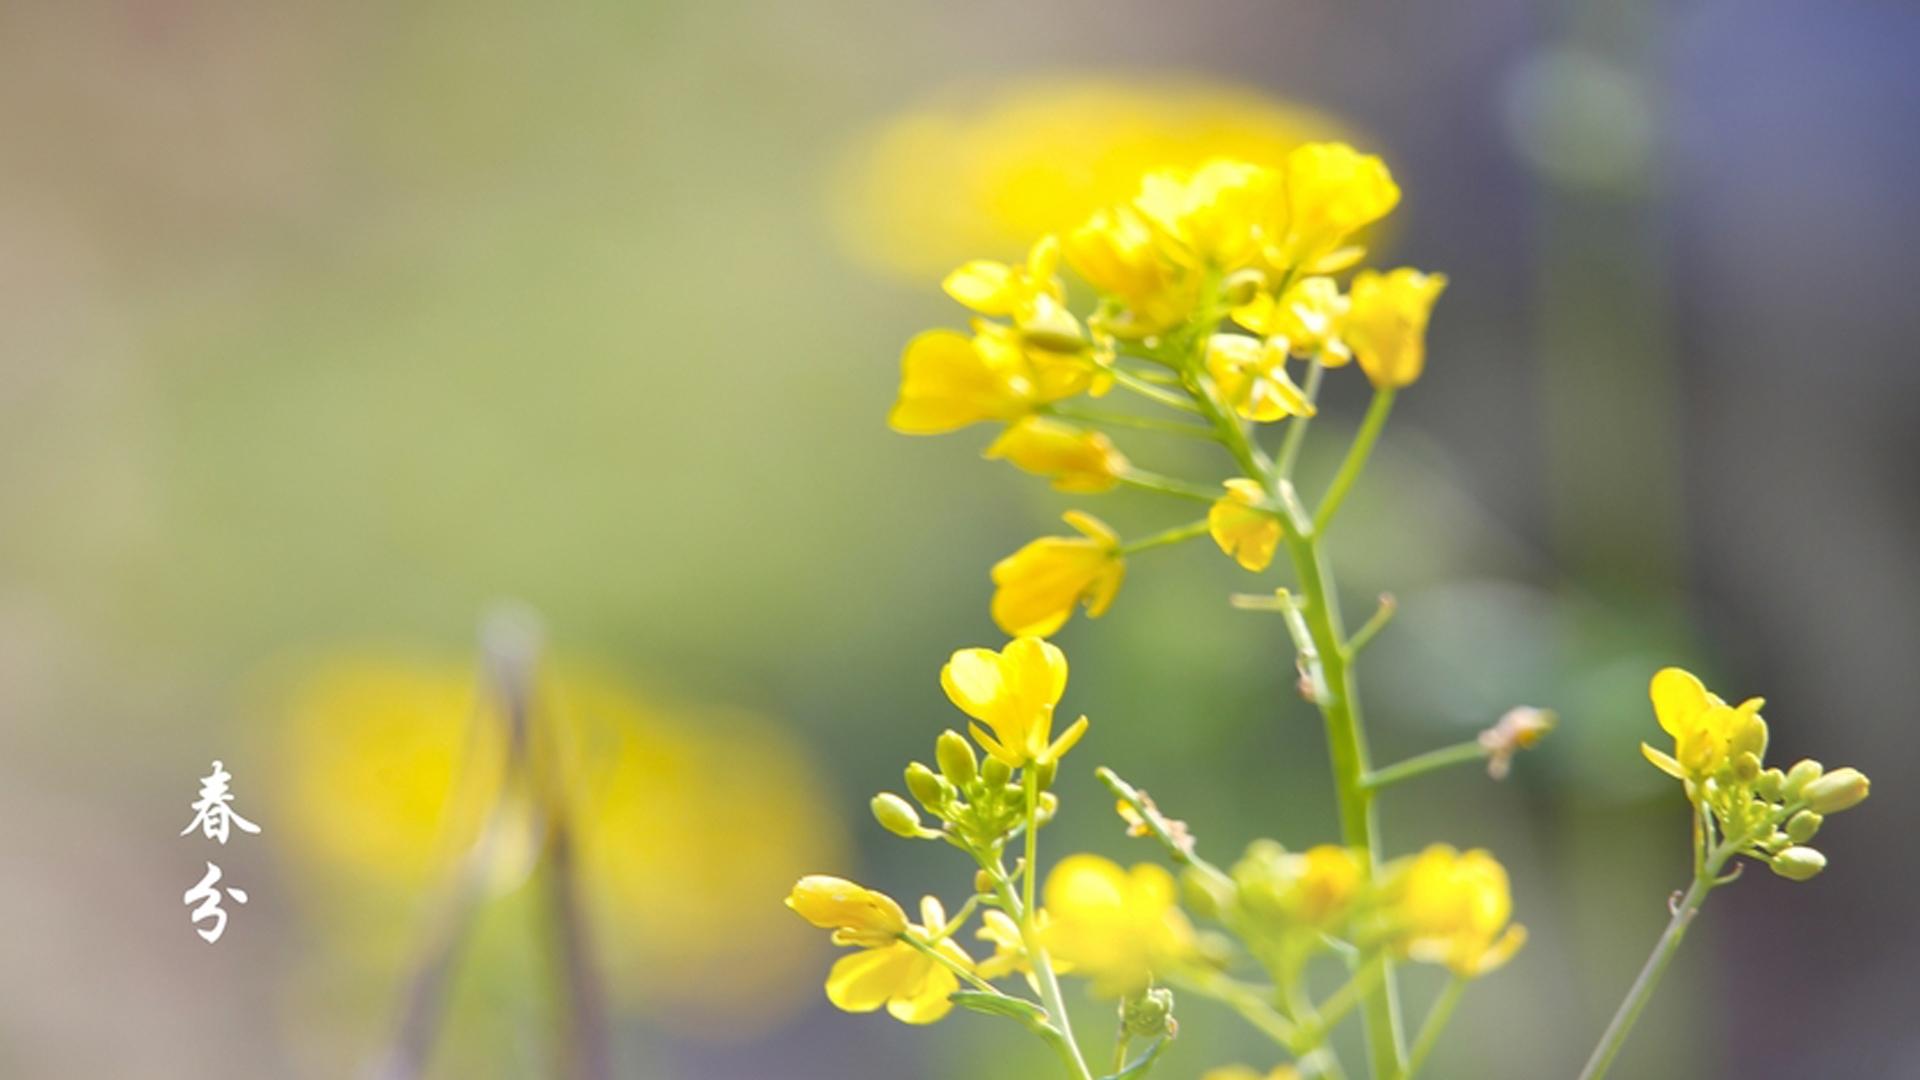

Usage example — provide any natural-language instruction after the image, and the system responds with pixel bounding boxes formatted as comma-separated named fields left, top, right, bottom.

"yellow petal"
left=1649, top=667, right=1710, bottom=738
left=1640, top=742, right=1686, bottom=780
left=825, top=944, right=921, bottom=1013
left=942, top=260, right=1018, bottom=315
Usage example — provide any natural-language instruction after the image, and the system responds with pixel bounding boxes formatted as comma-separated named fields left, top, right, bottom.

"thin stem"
left=1400, top=978, right=1466, bottom=1080
left=901, top=933, right=1007, bottom=997
left=1167, top=971, right=1298, bottom=1048
left=1119, top=518, right=1212, bottom=555
left=1576, top=874, right=1712, bottom=1080
left=1017, top=770, right=1094, bottom=1080
left=1094, top=766, right=1229, bottom=882
left=1343, top=594, right=1397, bottom=659
left=1118, top=470, right=1221, bottom=504
left=1109, top=367, right=1204, bottom=412
left=1275, top=360, right=1326, bottom=479
left=1314, top=389, right=1396, bottom=535
left=1048, top=404, right=1216, bottom=439
left=1363, top=741, right=1490, bottom=792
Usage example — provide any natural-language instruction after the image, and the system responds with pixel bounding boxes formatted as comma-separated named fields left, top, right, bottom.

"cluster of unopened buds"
left=786, top=140, right=1873, bottom=1080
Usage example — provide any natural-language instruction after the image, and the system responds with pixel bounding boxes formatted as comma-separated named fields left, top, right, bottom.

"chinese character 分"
left=180, top=759, right=261, bottom=844
left=182, top=861, right=249, bottom=943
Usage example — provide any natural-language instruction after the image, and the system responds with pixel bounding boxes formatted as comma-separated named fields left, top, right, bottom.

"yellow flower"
left=1233, top=275, right=1352, bottom=367
left=830, top=75, right=1350, bottom=278
left=1209, top=478, right=1283, bottom=572
left=1269, top=142, right=1401, bottom=272
left=1206, top=334, right=1316, bottom=423
left=1064, top=204, right=1197, bottom=337
left=888, top=324, right=1096, bottom=436
left=811, top=896, right=973, bottom=1025
left=1133, top=158, right=1278, bottom=270
left=1390, top=844, right=1527, bottom=979
left=1640, top=666, right=1767, bottom=782
left=1345, top=268, right=1447, bottom=390
left=1042, top=854, right=1195, bottom=996
left=1233, top=841, right=1364, bottom=929
left=943, top=235, right=1065, bottom=320
left=940, top=636, right=1089, bottom=768
left=990, top=510, right=1126, bottom=637
left=785, top=875, right=909, bottom=947
left=985, top=416, right=1128, bottom=492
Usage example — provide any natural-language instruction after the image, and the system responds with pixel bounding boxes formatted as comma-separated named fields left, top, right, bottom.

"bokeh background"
left=3, top=1, right=1917, bottom=1077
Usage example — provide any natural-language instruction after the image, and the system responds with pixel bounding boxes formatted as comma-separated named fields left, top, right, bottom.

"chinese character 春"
left=180, top=759, right=261, bottom=844
left=182, top=861, right=249, bottom=943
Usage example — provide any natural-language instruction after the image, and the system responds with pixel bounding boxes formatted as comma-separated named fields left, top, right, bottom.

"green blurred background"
left=3, top=1, right=1917, bottom=1077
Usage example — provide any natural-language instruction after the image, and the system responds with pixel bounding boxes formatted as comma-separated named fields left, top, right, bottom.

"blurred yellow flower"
left=1065, top=205, right=1197, bottom=337
left=1042, top=854, right=1194, bottom=996
left=1640, top=666, right=1767, bottom=781
left=1233, top=275, right=1352, bottom=367
left=1233, top=840, right=1365, bottom=929
left=1134, top=159, right=1277, bottom=270
left=1345, top=268, right=1447, bottom=390
left=985, top=416, right=1128, bottom=492
left=1206, top=333, right=1315, bottom=423
left=990, top=510, right=1126, bottom=637
left=1268, top=142, right=1401, bottom=272
left=1390, top=844, right=1527, bottom=979
left=273, top=656, right=846, bottom=1033
left=832, top=75, right=1351, bottom=278
left=975, top=908, right=1059, bottom=979
left=944, top=235, right=1066, bottom=321
left=1208, top=478, right=1283, bottom=572
left=940, top=636, right=1089, bottom=768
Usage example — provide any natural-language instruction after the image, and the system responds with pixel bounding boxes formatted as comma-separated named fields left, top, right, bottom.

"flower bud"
left=1783, top=759, right=1824, bottom=801
left=872, top=793, right=926, bottom=838
left=982, top=756, right=1014, bottom=787
left=935, top=730, right=978, bottom=787
left=1733, top=751, right=1762, bottom=783
left=1034, top=791, right=1059, bottom=825
left=1785, top=810, right=1823, bottom=844
left=1122, top=986, right=1177, bottom=1039
left=1802, top=767, right=1870, bottom=814
left=974, top=869, right=996, bottom=894
left=904, top=762, right=948, bottom=810
left=1761, top=830, right=1791, bottom=855
left=1728, top=714, right=1768, bottom=762
left=1034, top=759, right=1058, bottom=791
left=1769, top=845, right=1826, bottom=882
left=1221, top=269, right=1265, bottom=308
left=1755, top=767, right=1786, bottom=802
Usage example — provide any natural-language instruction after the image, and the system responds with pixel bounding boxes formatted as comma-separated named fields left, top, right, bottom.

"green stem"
left=901, top=933, right=1007, bottom=997
left=1399, top=978, right=1466, bottom=1080
left=1275, top=360, right=1326, bottom=480
left=1018, top=770, right=1094, bottom=1080
left=1118, top=518, right=1211, bottom=555
left=1118, top=470, right=1221, bottom=504
left=1342, top=594, right=1397, bottom=659
left=1167, top=972, right=1298, bottom=1048
left=1576, top=873, right=1713, bottom=1080
left=1314, top=390, right=1396, bottom=535
left=1109, top=367, right=1204, bottom=412
left=1362, top=741, right=1490, bottom=792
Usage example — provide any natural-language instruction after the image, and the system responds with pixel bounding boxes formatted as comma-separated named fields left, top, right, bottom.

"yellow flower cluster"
left=1641, top=667, right=1870, bottom=881
left=1385, top=845, right=1527, bottom=979
left=887, top=140, right=1450, bottom=638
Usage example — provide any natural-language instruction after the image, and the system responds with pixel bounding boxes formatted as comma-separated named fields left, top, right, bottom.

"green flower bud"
left=1761, top=830, right=1791, bottom=855
left=1034, top=759, right=1058, bottom=791
left=1122, top=987, right=1177, bottom=1039
left=872, top=793, right=926, bottom=838
left=935, top=730, right=978, bottom=787
left=1729, top=714, right=1768, bottom=762
left=1221, top=269, right=1266, bottom=308
left=982, top=756, right=1013, bottom=787
left=1802, top=767, right=1870, bottom=814
left=1733, top=751, right=1762, bottom=783
left=1769, top=845, right=1827, bottom=882
left=1755, top=767, right=1786, bottom=802
left=1783, top=759, right=1824, bottom=801
left=1034, top=791, right=1059, bottom=826
left=904, top=762, right=948, bottom=810
left=1785, top=810, right=1823, bottom=844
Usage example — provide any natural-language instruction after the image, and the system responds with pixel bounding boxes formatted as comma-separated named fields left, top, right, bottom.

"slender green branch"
left=1119, top=518, right=1212, bottom=555
left=1399, top=978, right=1466, bottom=1080
left=1576, top=874, right=1711, bottom=1080
left=901, top=932, right=1007, bottom=997
left=1362, top=741, right=1489, bottom=792
left=1048, top=404, right=1217, bottom=439
left=1094, top=766, right=1228, bottom=882
left=1314, top=389, right=1396, bottom=535
left=1274, top=360, right=1326, bottom=480
left=1108, top=367, right=1204, bottom=413
left=1118, top=470, right=1222, bottom=504
left=1167, top=971, right=1299, bottom=1048
left=1017, top=770, right=1094, bottom=1080
left=1343, top=594, right=1397, bottom=659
